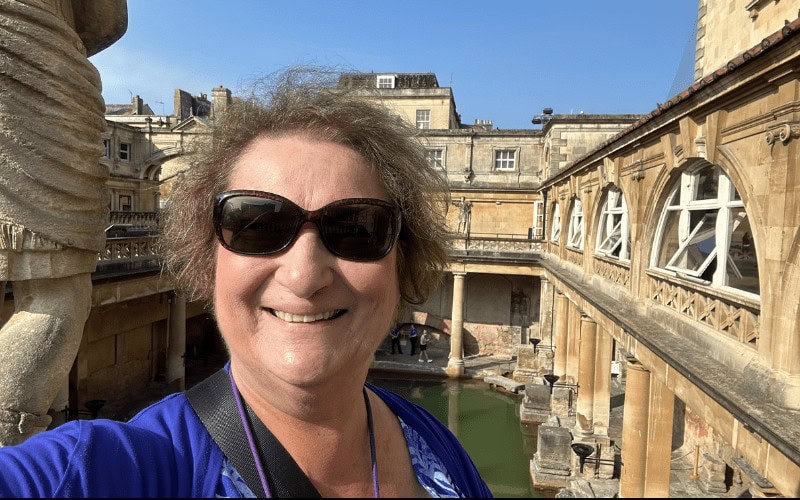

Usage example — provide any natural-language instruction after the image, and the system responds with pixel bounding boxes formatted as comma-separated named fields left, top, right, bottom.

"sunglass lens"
left=219, top=196, right=298, bottom=254
left=320, top=203, right=396, bottom=260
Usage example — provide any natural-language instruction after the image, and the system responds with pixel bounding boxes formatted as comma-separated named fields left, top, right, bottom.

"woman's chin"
left=262, top=350, right=355, bottom=388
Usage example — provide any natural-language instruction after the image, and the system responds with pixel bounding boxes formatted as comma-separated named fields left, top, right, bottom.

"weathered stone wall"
left=695, top=0, right=799, bottom=80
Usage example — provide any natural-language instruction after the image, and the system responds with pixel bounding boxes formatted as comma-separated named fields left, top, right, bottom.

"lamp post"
left=543, top=374, right=560, bottom=394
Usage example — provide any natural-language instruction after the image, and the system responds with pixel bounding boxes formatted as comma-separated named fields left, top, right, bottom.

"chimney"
left=132, top=95, right=143, bottom=115
left=473, top=119, right=493, bottom=131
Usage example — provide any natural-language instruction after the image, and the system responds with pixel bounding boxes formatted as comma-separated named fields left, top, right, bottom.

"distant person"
left=409, top=324, right=419, bottom=356
left=0, top=67, right=492, bottom=497
left=418, top=330, right=433, bottom=363
left=389, top=325, right=402, bottom=354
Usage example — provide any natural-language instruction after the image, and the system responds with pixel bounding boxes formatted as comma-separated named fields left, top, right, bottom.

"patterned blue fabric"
left=399, top=417, right=461, bottom=497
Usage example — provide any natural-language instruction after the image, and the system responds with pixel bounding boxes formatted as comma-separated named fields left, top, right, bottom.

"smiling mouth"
left=270, top=309, right=346, bottom=323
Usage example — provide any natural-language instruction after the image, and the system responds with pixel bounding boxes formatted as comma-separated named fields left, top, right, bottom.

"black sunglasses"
left=213, top=190, right=402, bottom=262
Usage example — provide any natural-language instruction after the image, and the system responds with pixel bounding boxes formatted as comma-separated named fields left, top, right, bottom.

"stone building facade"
left=526, top=7, right=800, bottom=499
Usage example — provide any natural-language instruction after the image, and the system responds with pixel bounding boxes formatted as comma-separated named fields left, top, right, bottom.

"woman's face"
left=214, top=134, right=400, bottom=389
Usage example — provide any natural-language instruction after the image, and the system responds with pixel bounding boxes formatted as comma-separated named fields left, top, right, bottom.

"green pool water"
left=367, top=375, right=551, bottom=498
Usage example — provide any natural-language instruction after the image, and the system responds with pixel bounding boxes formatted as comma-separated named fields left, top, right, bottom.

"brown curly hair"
left=160, top=68, right=450, bottom=307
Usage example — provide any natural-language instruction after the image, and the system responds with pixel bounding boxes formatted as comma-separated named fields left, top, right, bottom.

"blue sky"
left=90, top=1, right=700, bottom=130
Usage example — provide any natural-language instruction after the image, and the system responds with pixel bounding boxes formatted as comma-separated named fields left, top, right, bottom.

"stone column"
left=447, top=272, right=466, bottom=378
left=166, top=292, right=186, bottom=391
left=565, top=301, right=581, bottom=386
left=592, top=327, right=614, bottom=438
left=619, top=360, right=651, bottom=498
left=575, top=315, right=597, bottom=437
left=553, top=292, right=569, bottom=379
left=538, top=275, right=554, bottom=346
left=644, top=375, right=675, bottom=497
left=447, top=383, right=460, bottom=438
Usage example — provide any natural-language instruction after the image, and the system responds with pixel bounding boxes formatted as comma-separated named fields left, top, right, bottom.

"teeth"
left=272, top=309, right=340, bottom=323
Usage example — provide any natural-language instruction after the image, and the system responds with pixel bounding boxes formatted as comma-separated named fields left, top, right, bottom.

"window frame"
left=103, top=139, right=111, bottom=159
left=376, top=75, right=395, bottom=89
left=595, top=186, right=630, bottom=261
left=425, top=148, right=445, bottom=170
left=119, top=142, right=131, bottom=161
left=416, top=109, right=431, bottom=129
left=532, top=201, right=545, bottom=240
left=494, top=149, right=517, bottom=171
left=651, top=164, right=758, bottom=298
left=567, top=198, right=584, bottom=250
left=550, top=202, right=561, bottom=243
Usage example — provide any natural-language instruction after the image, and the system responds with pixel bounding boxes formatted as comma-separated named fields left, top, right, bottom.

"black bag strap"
left=186, top=368, right=321, bottom=498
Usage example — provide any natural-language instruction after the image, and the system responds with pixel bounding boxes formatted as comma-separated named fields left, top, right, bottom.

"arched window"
left=651, top=164, right=759, bottom=296
left=567, top=198, right=584, bottom=250
left=595, top=186, right=630, bottom=261
left=550, top=202, right=561, bottom=242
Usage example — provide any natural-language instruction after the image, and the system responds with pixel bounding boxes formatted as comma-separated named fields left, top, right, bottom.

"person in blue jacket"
left=0, top=67, right=493, bottom=498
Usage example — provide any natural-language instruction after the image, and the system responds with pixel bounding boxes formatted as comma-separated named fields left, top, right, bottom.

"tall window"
left=532, top=201, right=544, bottom=239
left=416, top=109, right=430, bottom=129
left=567, top=198, right=584, bottom=250
left=652, top=164, right=759, bottom=296
left=425, top=148, right=444, bottom=170
left=494, top=150, right=516, bottom=171
left=377, top=75, right=395, bottom=88
left=119, top=143, right=130, bottom=161
left=550, top=202, right=561, bottom=242
left=103, top=139, right=111, bottom=159
left=595, top=186, right=630, bottom=261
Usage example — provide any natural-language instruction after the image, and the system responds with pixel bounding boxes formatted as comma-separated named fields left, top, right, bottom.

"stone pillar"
left=592, top=327, right=614, bottom=438
left=575, top=316, right=597, bottom=438
left=644, top=375, right=675, bottom=497
left=447, top=383, right=460, bottom=437
left=447, top=272, right=466, bottom=378
left=538, top=275, right=554, bottom=346
left=553, top=292, right=569, bottom=379
left=619, top=360, right=651, bottom=498
left=166, top=292, right=186, bottom=391
left=565, top=301, right=581, bottom=386
left=531, top=420, right=572, bottom=490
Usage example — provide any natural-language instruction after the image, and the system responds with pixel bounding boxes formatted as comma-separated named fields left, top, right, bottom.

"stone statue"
left=456, top=197, right=472, bottom=235
left=0, top=0, right=127, bottom=445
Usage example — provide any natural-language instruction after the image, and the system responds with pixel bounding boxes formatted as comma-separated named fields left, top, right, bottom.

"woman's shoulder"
left=0, top=392, right=225, bottom=497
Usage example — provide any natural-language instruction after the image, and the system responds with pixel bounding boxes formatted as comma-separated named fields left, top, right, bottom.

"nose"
left=273, top=223, right=335, bottom=299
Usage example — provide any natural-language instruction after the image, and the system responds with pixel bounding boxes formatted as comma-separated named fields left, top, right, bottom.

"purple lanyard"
left=229, top=373, right=380, bottom=498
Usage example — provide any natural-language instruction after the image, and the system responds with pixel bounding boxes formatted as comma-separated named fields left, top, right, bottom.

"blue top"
left=410, top=325, right=418, bottom=337
left=0, top=384, right=492, bottom=498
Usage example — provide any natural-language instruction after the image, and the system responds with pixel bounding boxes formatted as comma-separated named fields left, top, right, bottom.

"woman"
left=0, top=69, right=492, bottom=497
